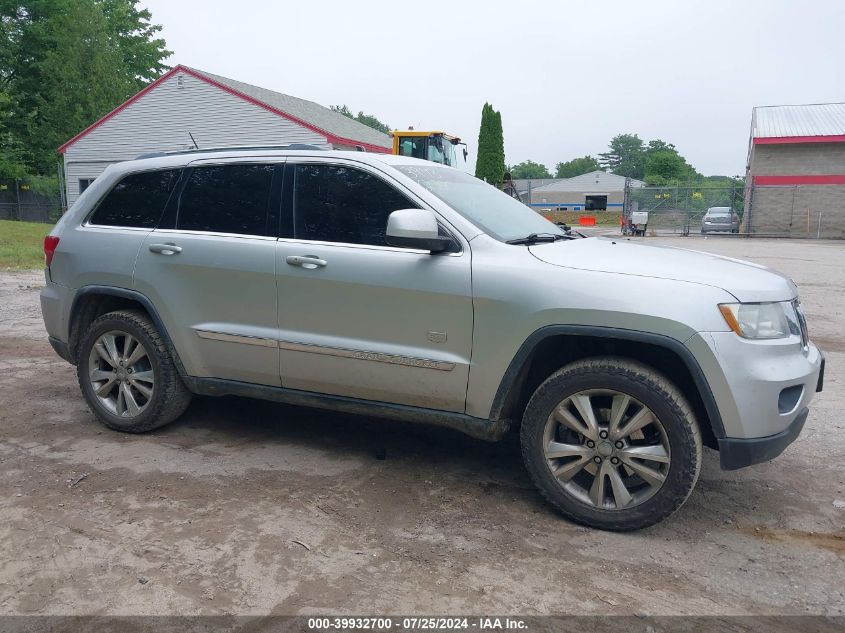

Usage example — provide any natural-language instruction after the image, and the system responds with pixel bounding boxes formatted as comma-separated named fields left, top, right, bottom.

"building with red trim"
left=743, top=102, right=845, bottom=238
left=58, top=65, right=392, bottom=206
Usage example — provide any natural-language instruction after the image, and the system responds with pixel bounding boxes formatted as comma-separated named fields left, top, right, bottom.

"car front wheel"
left=520, top=357, right=702, bottom=531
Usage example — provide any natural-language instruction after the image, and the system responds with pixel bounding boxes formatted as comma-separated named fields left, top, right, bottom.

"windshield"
left=426, top=136, right=458, bottom=167
left=396, top=165, right=563, bottom=242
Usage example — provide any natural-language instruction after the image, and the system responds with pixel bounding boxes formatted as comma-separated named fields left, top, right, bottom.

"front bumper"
left=718, top=407, right=808, bottom=470
left=48, top=336, right=73, bottom=364
left=715, top=348, right=824, bottom=469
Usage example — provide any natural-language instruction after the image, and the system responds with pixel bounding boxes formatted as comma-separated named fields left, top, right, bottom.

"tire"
left=520, top=357, right=702, bottom=531
left=77, top=309, right=191, bottom=433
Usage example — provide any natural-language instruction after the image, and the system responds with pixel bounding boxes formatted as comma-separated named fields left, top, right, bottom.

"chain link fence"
left=0, top=179, right=62, bottom=223
left=624, top=184, right=744, bottom=235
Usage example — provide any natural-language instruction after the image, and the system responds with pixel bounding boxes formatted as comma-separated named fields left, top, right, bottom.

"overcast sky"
left=140, top=0, right=845, bottom=176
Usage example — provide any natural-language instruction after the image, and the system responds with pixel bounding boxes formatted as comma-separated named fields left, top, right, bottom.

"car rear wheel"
left=77, top=310, right=191, bottom=433
left=520, top=357, right=702, bottom=531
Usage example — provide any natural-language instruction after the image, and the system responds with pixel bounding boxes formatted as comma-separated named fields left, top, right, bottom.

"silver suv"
left=40, top=148, right=825, bottom=531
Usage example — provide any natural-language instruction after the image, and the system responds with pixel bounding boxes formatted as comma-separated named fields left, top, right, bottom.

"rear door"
left=133, top=159, right=282, bottom=386
left=274, top=159, right=474, bottom=412
left=53, top=169, right=181, bottom=291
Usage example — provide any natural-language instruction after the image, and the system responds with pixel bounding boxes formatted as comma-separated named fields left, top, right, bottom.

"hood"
left=528, top=237, right=797, bottom=303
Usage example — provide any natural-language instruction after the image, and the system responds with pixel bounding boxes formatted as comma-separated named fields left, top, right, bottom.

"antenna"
left=188, top=132, right=199, bottom=149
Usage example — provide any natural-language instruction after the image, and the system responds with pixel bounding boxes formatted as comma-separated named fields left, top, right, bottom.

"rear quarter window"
left=89, top=169, right=181, bottom=228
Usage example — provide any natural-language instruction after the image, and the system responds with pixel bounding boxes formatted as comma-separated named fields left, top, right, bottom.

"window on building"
left=585, top=195, right=608, bottom=211
left=293, top=164, right=417, bottom=246
left=177, top=164, right=274, bottom=236
left=89, top=170, right=180, bottom=228
left=79, top=178, right=96, bottom=194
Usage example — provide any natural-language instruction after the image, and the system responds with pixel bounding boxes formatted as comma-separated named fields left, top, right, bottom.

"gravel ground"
left=0, top=236, right=843, bottom=616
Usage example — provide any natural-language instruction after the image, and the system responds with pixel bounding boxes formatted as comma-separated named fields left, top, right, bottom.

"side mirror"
left=385, top=208, right=451, bottom=252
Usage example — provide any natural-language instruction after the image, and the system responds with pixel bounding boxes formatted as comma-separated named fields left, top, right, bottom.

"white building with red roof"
left=744, top=103, right=845, bottom=238
left=58, top=65, right=392, bottom=206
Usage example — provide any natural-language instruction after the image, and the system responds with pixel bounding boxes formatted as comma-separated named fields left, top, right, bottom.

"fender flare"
left=68, top=285, right=185, bottom=374
left=489, top=324, right=726, bottom=439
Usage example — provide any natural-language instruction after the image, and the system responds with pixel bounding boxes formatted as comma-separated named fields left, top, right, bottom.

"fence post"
left=14, top=178, right=22, bottom=221
left=57, top=160, right=67, bottom=211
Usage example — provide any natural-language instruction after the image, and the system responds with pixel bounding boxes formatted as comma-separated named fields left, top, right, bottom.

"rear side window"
left=89, top=169, right=180, bottom=228
left=177, top=164, right=274, bottom=236
left=293, top=164, right=417, bottom=246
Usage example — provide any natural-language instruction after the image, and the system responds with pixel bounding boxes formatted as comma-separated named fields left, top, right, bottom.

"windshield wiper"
left=505, top=232, right=568, bottom=245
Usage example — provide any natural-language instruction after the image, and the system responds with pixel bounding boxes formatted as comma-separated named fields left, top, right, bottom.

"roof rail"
left=135, top=144, right=328, bottom=160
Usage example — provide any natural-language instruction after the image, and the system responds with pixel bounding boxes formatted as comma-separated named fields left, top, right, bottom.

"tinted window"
left=293, top=164, right=417, bottom=246
left=89, top=170, right=180, bottom=228
left=178, top=164, right=274, bottom=235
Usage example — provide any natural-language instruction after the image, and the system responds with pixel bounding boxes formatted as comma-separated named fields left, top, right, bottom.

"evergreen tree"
left=475, top=102, right=505, bottom=185
left=598, top=133, right=646, bottom=179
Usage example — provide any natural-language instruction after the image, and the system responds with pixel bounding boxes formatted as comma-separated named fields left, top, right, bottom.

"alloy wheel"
left=88, top=331, right=154, bottom=418
left=542, top=389, right=671, bottom=510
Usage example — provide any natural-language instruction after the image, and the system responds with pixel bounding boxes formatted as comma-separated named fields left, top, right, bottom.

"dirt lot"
left=0, top=235, right=843, bottom=617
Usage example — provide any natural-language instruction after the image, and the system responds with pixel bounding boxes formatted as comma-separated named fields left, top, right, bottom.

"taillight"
left=44, top=236, right=60, bottom=267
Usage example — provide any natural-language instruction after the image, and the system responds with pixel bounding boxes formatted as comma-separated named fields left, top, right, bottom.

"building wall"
left=62, top=71, right=330, bottom=205
left=743, top=142, right=845, bottom=238
left=745, top=184, right=845, bottom=238
left=528, top=190, right=626, bottom=211
left=751, top=142, right=845, bottom=175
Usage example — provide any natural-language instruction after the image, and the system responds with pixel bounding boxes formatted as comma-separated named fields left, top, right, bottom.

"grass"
left=0, top=220, right=53, bottom=270
left=539, top=210, right=622, bottom=227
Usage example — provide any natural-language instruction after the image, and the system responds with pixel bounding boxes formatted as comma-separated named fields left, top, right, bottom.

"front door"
left=133, top=160, right=282, bottom=387
left=275, top=160, right=473, bottom=413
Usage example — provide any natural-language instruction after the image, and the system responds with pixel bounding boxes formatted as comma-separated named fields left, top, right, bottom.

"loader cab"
left=391, top=130, right=467, bottom=168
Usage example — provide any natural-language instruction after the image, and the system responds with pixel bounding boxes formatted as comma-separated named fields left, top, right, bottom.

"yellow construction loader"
left=391, top=130, right=467, bottom=168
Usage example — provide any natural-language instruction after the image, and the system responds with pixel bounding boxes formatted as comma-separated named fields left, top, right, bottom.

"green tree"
left=644, top=150, right=696, bottom=185
left=1, top=0, right=169, bottom=176
left=554, top=155, right=600, bottom=178
left=475, top=102, right=505, bottom=185
left=0, top=88, right=28, bottom=178
left=646, top=139, right=676, bottom=153
left=330, top=104, right=391, bottom=134
left=508, top=159, right=550, bottom=179
left=598, top=133, right=646, bottom=178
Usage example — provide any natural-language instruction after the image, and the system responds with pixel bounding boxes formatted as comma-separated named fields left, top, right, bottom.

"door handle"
left=149, top=243, right=182, bottom=255
left=286, top=255, right=327, bottom=269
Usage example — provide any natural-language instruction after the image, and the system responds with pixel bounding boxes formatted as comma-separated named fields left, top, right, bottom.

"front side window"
left=396, top=136, right=427, bottom=160
left=177, top=164, right=274, bottom=235
left=89, top=170, right=180, bottom=228
left=293, top=164, right=417, bottom=246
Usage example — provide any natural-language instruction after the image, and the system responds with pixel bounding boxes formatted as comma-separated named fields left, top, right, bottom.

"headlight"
left=718, top=301, right=802, bottom=339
